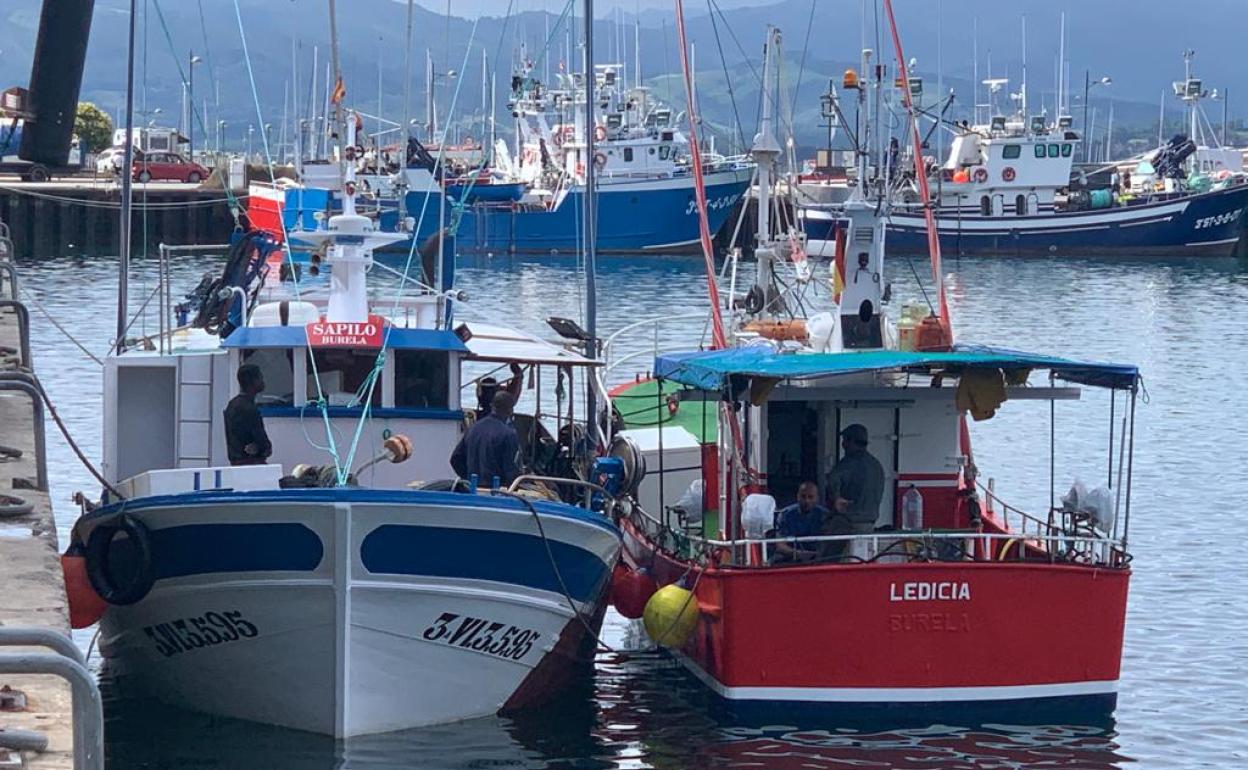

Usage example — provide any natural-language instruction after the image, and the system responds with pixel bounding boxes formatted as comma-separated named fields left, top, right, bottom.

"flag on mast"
left=330, top=76, right=347, bottom=105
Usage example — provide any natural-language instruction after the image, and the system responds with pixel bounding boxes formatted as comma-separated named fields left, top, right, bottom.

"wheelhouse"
left=625, top=344, right=1139, bottom=569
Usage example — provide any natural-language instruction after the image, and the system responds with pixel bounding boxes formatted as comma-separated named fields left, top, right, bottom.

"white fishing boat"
left=65, top=115, right=622, bottom=737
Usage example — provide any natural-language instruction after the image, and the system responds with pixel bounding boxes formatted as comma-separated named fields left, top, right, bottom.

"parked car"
left=96, top=146, right=144, bottom=176
left=133, top=152, right=208, bottom=183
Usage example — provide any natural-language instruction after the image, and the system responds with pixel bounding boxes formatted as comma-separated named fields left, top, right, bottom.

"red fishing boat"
left=604, top=11, right=1139, bottom=720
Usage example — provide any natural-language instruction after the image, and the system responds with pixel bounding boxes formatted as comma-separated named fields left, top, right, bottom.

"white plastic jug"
left=902, top=485, right=924, bottom=530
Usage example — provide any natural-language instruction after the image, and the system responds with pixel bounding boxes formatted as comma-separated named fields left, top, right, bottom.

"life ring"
left=1002, top=166, right=1016, bottom=182
left=742, top=285, right=766, bottom=315
left=594, top=125, right=607, bottom=142
left=85, top=514, right=156, bottom=606
left=973, top=167, right=989, bottom=184
left=594, top=152, right=607, bottom=170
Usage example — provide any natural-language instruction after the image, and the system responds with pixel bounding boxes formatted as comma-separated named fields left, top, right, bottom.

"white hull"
left=86, top=490, right=619, bottom=736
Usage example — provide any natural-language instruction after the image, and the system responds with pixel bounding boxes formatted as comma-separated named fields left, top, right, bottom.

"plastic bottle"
left=902, top=485, right=924, bottom=530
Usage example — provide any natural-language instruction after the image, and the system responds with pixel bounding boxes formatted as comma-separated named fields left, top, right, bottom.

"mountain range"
left=1, top=0, right=1243, bottom=154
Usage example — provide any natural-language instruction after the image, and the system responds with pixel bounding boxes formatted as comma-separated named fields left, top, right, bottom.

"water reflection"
left=101, top=638, right=1132, bottom=770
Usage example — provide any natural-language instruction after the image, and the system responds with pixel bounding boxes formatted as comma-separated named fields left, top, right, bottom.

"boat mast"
left=583, top=0, right=600, bottom=440
left=751, top=27, right=783, bottom=314
left=117, top=0, right=138, bottom=350
left=399, top=0, right=414, bottom=224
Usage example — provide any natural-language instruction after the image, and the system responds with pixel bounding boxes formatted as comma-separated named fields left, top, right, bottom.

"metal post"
left=1123, top=389, right=1137, bottom=547
left=188, top=50, right=195, bottom=162
left=1107, top=390, right=1115, bottom=488
left=583, top=0, right=600, bottom=443
left=0, top=653, right=103, bottom=770
left=1082, top=69, right=1090, bottom=162
left=0, top=262, right=19, bottom=300
left=117, top=0, right=138, bottom=352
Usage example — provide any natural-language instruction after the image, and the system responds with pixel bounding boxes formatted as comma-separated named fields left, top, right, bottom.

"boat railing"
left=625, top=503, right=1128, bottom=568
left=978, top=479, right=1058, bottom=541
left=507, top=474, right=611, bottom=513
left=601, top=311, right=709, bottom=379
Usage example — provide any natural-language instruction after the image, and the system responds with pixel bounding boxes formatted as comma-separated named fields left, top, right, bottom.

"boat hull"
left=249, top=167, right=752, bottom=255
left=82, top=489, right=620, bottom=736
left=803, top=183, right=1248, bottom=257
left=621, top=519, right=1129, bottom=718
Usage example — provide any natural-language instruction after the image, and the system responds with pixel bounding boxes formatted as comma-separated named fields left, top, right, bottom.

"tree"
left=74, top=102, right=113, bottom=154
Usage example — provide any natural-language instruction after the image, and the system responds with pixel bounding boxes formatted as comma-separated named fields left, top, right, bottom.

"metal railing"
left=979, top=479, right=1059, bottom=542
left=0, top=628, right=103, bottom=770
left=0, top=299, right=32, bottom=369
left=0, top=373, right=48, bottom=490
left=625, top=504, right=1127, bottom=569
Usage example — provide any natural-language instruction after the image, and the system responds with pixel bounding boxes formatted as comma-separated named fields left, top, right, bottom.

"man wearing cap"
left=451, top=390, right=521, bottom=487
left=821, top=423, right=885, bottom=559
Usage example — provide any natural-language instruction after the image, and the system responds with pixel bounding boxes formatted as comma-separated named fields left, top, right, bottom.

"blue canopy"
left=654, top=344, right=1139, bottom=391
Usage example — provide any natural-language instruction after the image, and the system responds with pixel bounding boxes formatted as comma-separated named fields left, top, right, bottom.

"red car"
left=133, top=152, right=209, bottom=183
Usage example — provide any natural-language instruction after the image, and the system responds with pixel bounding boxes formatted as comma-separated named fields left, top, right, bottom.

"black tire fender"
left=85, top=514, right=156, bottom=606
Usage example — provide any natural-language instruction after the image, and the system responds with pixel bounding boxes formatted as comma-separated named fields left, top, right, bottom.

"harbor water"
left=16, top=251, right=1248, bottom=768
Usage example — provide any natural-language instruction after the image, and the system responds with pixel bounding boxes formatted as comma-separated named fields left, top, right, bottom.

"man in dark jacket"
left=822, top=423, right=885, bottom=559
left=224, top=364, right=273, bottom=465
left=450, top=391, right=520, bottom=487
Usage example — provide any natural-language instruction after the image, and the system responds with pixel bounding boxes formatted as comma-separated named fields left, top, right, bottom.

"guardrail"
left=0, top=372, right=49, bottom=490
left=0, top=299, right=32, bottom=369
left=0, top=628, right=103, bottom=770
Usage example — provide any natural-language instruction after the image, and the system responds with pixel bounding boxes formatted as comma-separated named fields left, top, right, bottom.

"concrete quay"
left=0, top=261, right=76, bottom=769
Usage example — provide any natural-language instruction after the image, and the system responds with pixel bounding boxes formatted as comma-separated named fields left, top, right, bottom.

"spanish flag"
left=330, top=76, right=346, bottom=106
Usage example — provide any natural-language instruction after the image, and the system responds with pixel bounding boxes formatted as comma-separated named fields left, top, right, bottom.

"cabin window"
left=308, top=349, right=382, bottom=407
left=624, top=147, right=634, bottom=162
left=1015, top=194, right=1028, bottom=216
left=1002, top=144, right=1021, bottom=160
left=1033, top=144, right=1046, bottom=159
left=394, top=351, right=450, bottom=409
left=242, top=348, right=296, bottom=406
left=659, top=145, right=671, bottom=161
left=1061, top=143, right=1073, bottom=157
left=980, top=195, right=992, bottom=216
left=1048, top=143, right=1060, bottom=158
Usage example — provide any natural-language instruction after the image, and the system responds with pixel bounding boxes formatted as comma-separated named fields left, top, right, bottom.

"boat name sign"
left=306, top=314, right=385, bottom=348
left=889, top=581, right=971, bottom=602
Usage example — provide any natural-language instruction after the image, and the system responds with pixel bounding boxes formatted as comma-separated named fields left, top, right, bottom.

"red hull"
left=622, top=520, right=1128, bottom=711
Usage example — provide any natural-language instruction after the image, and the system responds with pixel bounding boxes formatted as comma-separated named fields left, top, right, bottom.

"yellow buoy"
left=642, top=584, right=699, bottom=648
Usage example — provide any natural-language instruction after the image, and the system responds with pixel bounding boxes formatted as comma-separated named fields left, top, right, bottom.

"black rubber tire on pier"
left=0, top=493, right=33, bottom=518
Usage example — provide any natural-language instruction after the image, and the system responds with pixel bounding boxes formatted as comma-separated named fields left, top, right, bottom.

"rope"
left=19, top=288, right=104, bottom=366
left=335, top=6, right=486, bottom=485
left=151, top=0, right=243, bottom=223
left=500, top=490, right=621, bottom=655
left=674, top=0, right=727, bottom=350
left=0, top=185, right=244, bottom=209
left=231, top=0, right=344, bottom=480
left=706, top=0, right=747, bottom=152
left=21, top=371, right=125, bottom=499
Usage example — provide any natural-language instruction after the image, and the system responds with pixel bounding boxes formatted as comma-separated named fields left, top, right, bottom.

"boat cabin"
left=933, top=116, right=1079, bottom=216
left=625, top=344, right=1138, bottom=566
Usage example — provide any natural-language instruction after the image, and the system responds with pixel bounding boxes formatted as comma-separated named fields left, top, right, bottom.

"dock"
left=0, top=175, right=242, bottom=260
left=0, top=245, right=92, bottom=769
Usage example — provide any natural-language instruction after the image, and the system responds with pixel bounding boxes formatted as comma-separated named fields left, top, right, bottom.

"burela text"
left=889, top=581, right=971, bottom=602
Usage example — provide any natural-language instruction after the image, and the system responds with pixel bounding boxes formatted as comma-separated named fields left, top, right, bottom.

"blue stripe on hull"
left=361, top=524, right=610, bottom=602
left=152, top=523, right=324, bottom=578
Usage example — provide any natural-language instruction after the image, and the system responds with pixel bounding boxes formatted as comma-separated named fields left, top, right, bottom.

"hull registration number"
left=421, top=612, right=541, bottom=661
left=143, top=610, right=258, bottom=658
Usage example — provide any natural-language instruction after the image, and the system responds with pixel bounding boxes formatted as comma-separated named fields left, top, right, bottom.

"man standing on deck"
left=821, top=423, right=885, bottom=559
left=224, top=364, right=272, bottom=466
left=451, top=391, right=521, bottom=487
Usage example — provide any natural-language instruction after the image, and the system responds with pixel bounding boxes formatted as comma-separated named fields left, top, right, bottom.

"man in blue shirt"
left=450, top=391, right=521, bottom=487
left=772, top=481, right=828, bottom=563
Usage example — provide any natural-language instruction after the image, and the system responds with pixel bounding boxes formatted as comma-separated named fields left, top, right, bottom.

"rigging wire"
left=705, top=0, right=747, bottom=152
left=230, top=0, right=344, bottom=480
